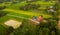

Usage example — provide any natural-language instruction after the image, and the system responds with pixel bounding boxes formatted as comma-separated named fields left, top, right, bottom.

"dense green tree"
left=0, top=0, right=4, bottom=3
left=20, top=4, right=40, bottom=11
left=0, top=6, right=6, bottom=10
left=0, top=25, right=8, bottom=35
left=48, top=18, right=57, bottom=35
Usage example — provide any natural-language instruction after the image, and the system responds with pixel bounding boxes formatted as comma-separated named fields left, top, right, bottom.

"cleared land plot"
left=4, top=19, right=22, bottom=29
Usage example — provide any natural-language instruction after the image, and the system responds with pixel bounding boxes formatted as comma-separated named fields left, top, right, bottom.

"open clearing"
left=4, top=19, right=22, bottom=29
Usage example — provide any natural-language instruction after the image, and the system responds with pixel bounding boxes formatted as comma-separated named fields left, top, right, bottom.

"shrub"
left=0, top=12, right=7, bottom=17
left=0, top=6, right=6, bottom=10
left=11, top=19, right=39, bottom=35
left=20, top=4, right=40, bottom=11
left=0, top=25, right=8, bottom=35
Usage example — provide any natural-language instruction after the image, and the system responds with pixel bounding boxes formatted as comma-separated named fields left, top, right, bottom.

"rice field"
left=0, top=0, right=59, bottom=35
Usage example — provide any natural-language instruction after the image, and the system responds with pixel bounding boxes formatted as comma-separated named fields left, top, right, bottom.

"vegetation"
left=0, top=0, right=60, bottom=35
left=0, top=6, right=6, bottom=10
left=0, top=11, right=7, bottom=17
left=20, top=3, right=40, bottom=11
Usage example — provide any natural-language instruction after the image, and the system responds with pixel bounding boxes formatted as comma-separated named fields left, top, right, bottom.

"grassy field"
left=3, top=9, right=52, bottom=18
left=6, top=1, right=55, bottom=10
